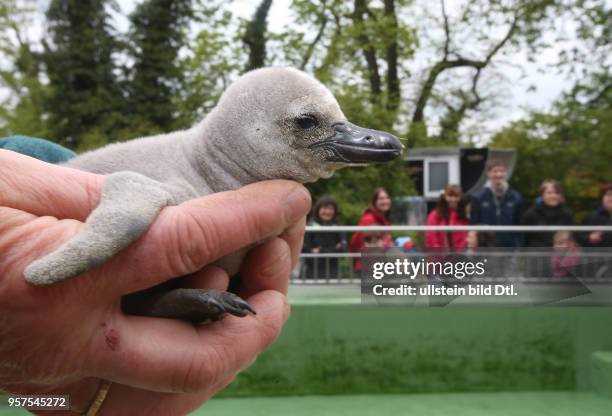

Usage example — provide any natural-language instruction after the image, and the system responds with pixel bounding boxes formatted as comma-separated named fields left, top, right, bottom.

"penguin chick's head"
left=203, top=67, right=404, bottom=183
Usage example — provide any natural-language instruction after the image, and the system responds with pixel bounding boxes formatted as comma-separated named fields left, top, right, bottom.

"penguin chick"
left=24, top=67, right=403, bottom=323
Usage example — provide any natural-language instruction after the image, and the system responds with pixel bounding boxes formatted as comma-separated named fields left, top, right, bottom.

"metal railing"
left=295, top=225, right=612, bottom=284
left=304, top=225, right=612, bottom=232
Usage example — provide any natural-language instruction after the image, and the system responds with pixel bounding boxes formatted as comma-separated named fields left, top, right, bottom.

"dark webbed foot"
left=122, top=288, right=256, bottom=324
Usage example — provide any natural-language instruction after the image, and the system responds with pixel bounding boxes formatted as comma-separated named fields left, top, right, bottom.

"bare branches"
left=483, top=14, right=519, bottom=66
left=412, top=57, right=485, bottom=124
left=300, top=0, right=328, bottom=70
left=440, top=0, right=450, bottom=59
left=409, top=3, right=525, bottom=145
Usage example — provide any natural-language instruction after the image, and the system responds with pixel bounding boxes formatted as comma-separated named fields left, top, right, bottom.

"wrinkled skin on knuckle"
left=83, top=175, right=103, bottom=212
left=0, top=211, right=51, bottom=282
left=217, top=191, right=264, bottom=243
left=257, top=244, right=292, bottom=281
left=174, top=342, right=226, bottom=394
left=0, top=165, right=21, bottom=205
left=230, top=204, right=263, bottom=245
left=159, top=209, right=220, bottom=277
left=232, top=187, right=285, bottom=240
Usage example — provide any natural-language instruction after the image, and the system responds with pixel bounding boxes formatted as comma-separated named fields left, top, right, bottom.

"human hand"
left=311, top=247, right=321, bottom=253
left=0, top=150, right=310, bottom=415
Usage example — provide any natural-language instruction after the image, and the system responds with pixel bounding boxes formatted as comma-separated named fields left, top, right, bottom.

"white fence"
left=296, top=225, right=612, bottom=284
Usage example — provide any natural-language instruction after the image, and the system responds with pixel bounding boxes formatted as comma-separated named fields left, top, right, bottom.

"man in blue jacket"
left=470, top=159, right=523, bottom=247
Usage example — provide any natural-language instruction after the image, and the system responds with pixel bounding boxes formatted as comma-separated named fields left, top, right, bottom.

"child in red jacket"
left=425, top=185, right=469, bottom=251
left=551, top=231, right=581, bottom=278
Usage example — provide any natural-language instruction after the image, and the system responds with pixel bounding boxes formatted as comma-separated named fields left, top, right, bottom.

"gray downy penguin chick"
left=25, top=67, right=403, bottom=323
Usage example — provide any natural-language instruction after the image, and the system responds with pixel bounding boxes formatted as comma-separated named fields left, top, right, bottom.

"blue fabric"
left=470, top=187, right=523, bottom=247
left=0, top=135, right=76, bottom=164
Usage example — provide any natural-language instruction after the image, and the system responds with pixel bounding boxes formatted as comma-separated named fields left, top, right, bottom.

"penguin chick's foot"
left=121, top=288, right=256, bottom=324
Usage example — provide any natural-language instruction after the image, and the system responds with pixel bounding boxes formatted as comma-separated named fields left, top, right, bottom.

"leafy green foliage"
left=0, top=0, right=50, bottom=138
left=0, top=0, right=609, bottom=222
left=175, top=1, right=245, bottom=127
left=42, top=0, right=124, bottom=149
left=491, top=74, right=612, bottom=218
left=306, top=87, right=414, bottom=224
left=127, top=0, right=194, bottom=134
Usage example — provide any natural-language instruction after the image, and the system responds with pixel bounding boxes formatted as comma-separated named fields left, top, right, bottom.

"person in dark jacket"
left=521, top=179, right=574, bottom=248
left=302, top=195, right=347, bottom=279
left=576, top=184, right=612, bottom=278
left=577, top=183, right=612, bottom=248
left=470, top=159, right=523, bottom=247
left=521, top=180, right=574, bottom=278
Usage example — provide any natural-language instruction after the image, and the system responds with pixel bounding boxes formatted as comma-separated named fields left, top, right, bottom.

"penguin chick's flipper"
left=122, top=288, right=256, bottom=324
left=24, top=171, right=174, bottom=285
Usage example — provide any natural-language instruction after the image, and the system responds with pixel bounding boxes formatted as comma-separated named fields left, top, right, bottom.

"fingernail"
left=284, top=186, right=311, bottom=224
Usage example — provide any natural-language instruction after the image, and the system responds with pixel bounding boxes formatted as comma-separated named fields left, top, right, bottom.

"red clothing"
left=350, top=208, right=393, bottom=271
left=425, top=209, right=468, bottom=250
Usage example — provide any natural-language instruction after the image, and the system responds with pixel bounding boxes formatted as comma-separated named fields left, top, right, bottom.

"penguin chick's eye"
left=295, top=115, right=319, bottom=130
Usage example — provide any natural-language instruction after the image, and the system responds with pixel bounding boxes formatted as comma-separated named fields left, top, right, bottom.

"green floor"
left=2, top=298, right=611, bottom=415
left=1, top=392, right=609, bottom=415
left=200, top=392, right=612, bottom=416
left=0, top=392, right=612, bottom=416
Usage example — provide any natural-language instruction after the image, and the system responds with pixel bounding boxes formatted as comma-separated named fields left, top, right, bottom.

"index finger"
left=95, top=180, right=311, bottom=297
left=0, top=150, right=102, bottom=220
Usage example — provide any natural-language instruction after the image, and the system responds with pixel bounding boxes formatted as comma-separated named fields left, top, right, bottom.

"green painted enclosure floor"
left=1, top=392, right=610, bottom=415
left=198, top=392, right=612, bottom=416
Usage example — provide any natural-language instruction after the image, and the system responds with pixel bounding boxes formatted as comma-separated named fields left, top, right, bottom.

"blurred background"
left=1, top=0, right=611, bottom=221
left=1, top=1, right=611, bottom=415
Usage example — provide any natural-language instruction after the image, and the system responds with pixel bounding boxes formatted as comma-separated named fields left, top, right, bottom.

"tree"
left=0, top=0, right=49, bottom=138
left=175, top=1, right=245, bottom=127
left=278, top=0, right=417, bottom=222
left=406, top=0, right=562, bottom=146
left=490, top=75, right=612, bottom=218
left=127, top=0, right=194, bottom=134
left=242, top=0, right=273, bottom=71
left=488, top=0, right=611, bottom=218
left=42, top=0, right=123, bottom=149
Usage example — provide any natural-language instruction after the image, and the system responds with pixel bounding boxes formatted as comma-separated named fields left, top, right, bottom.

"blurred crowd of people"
left=301, top=160, right=612, bottom=279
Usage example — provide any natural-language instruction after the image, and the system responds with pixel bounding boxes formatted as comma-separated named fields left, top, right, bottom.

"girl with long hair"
left=350, top=187, right=394, bottom=271
left=425, top=184, right=469, bottom=250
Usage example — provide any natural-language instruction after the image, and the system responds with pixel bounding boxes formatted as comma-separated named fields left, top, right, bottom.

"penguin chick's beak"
left=309, top=122, right=404, bottom=163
